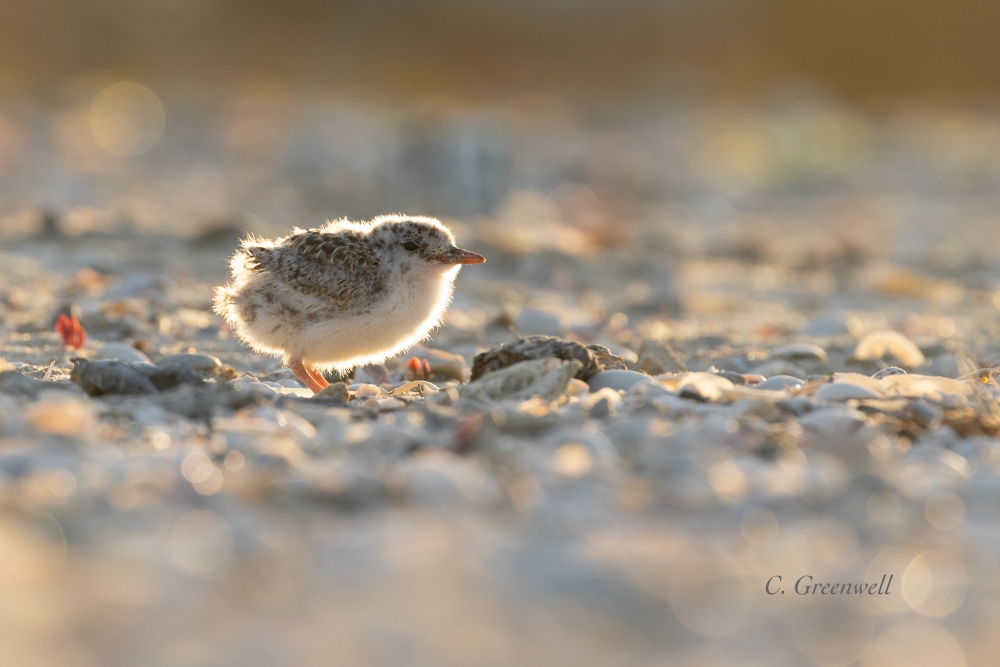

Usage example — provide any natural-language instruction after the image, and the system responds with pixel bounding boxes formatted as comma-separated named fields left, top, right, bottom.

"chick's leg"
left=304, top=364, right=330, bottom=391
left=290, top=358, right=329, bottom=394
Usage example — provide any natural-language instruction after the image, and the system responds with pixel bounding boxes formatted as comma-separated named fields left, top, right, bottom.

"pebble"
left=156, top=352, right=224, bottom=375
left=586, top=369, right=651, bottom=392
left=776, top=396, right=817, bottom=415
left=70, top=359, right=157, bottom=396
left=635, top=339, right=687, bottom=375
left=713, top=369, right=746, bottom=385
left=750, top=359, right=807, bottom=379
left=813, top=382, right=884, bottom=401
left=460, top=358, right=583, bottom=403
left=471, top=335, right=625, bottom=382
left=880, top=373, right=971, bottom=400
left=772, top=343, right=828, bottom=363
left=94, top=342, right=153, bottom=364
left=873, top=366, right=906, bottom=379
left=798, top=406, right=868, bottom=435
left=853, top=330, right=926, bottom=368
left=755, top=375, right=804, bottom=391
left=676, top=372, right=736, bottom=403
left=829, top=372, right=888, bottom=393
left=315, top=382, right=350, bottom=402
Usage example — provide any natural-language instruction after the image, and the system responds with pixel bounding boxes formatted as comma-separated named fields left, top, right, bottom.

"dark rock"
left=70, top=359, right=157, bottom=396
left=470, top=335, right=626, bottom=382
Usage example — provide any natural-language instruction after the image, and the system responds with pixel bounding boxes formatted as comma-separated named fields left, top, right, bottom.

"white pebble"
left=854, top=330, right=926, bottom=368
left=814, top=382, right=884, bottom=401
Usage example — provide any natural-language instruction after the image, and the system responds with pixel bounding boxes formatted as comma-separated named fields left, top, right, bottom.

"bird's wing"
left=245, top=230, right=383, bottom=308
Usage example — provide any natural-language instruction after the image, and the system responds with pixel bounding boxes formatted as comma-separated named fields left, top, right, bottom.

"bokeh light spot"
left=169, top=510, right=233, bottom=574
left=860, top=620, right=965, bottom=667
left=552, top=443, right=593, bottom=477
left=89, top=82, right=165, bottom=156
left=902, top=549, right=968, bottom=618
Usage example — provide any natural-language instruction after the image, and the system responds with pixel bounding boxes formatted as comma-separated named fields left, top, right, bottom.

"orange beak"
left=435, top=247, right=486, bottom=265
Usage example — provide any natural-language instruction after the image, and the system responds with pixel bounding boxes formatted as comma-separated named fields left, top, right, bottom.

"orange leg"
left=289, top=358, right=330, bottom=394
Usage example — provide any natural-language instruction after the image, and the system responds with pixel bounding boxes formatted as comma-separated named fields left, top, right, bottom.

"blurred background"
left=2, top=0, right=1000, bottom=241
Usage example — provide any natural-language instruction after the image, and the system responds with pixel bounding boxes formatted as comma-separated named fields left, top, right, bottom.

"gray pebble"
left=872, top=366, right=907, bottom=380
left=156, top=352, right=223, bottom=375
left=814, top=382, right=883, bottom=401
left=70, top=359, right=157, bottom=396
left=776, top=396, right=817, bottom=415
left=95, top=342, right=153, bottom=364
left=587, top=369, right=651, bottom=392
left=755, top=375, right=804, bottom=391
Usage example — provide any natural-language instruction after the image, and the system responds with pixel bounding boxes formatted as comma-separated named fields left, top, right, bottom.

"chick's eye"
left=402, top=241, right=420, bottom=252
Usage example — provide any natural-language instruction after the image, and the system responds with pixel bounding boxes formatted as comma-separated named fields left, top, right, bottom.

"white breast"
left=295, top=264, right=459, bottom=369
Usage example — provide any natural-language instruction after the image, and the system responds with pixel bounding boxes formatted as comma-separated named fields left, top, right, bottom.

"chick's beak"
left=435, top=246, right=486, bottom=265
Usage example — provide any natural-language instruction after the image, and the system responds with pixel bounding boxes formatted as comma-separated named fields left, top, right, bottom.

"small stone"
left=873, top=366, right=906, bottom=379
left=353, top=384, right=386, bottom=399
left=776, top=396, right=817, bottom=415
left=713, top=369, right=746, bottom=385
left=881, top=374, right=972, bottom=400
left=853, top=330, right=926, bottom=368
left=0, top=359, right=13, bottom=373
left=460, top=358, right=582, bottom=403
left=471, top=335, right=625, bottom=382
left=635, top=339, right=687, bottom=375
left=587, top=369, right=651, bottom=392
left=70, top=359, right=157, bottom=396
left=316, top=382, right=350, bottom=402
left=676, top=372, right=736, bottom=403
left=755, top=375, right=804, bottom=391
left=94, top=342, right=152, bottom=364
left=156, top=352, right=224, bottom=375
left=814, top=382, right=884, bottom=401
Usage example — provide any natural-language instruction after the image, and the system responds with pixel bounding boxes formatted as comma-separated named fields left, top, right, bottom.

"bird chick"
left=214, top=215, right=484, bottom=393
